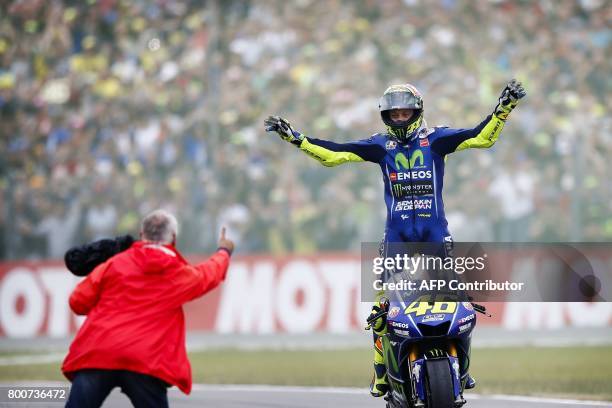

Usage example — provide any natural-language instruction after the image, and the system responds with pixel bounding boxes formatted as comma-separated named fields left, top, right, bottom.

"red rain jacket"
left=62, top=241, right=230, bottom=394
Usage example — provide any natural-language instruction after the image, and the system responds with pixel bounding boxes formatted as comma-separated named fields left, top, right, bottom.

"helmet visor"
left=379, top=92, right=422, bottom=112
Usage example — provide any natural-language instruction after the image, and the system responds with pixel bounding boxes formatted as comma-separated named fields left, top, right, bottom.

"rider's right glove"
left=264, top=116, right=304, bottom=146
left=493, top=79, right=526, bottom=121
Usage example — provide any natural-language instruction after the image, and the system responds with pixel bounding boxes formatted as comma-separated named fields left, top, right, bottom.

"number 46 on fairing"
left=404, top=295, right=457, bottom=317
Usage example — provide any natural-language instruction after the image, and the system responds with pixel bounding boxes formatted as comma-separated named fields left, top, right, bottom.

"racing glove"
left=493, top=79, right=526, bottom=121
left=264, top=116, right=304, bottom=146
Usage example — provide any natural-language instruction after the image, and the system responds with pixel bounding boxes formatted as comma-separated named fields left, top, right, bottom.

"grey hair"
left=140, top=209, right=179, bottom=244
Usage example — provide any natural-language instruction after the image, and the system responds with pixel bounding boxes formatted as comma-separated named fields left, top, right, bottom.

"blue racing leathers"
left=295, top=114, right=505, bottom=246
left=292, top=114, right=505, bottom=391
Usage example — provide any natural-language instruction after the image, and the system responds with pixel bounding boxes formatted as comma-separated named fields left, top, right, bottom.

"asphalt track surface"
left=1, top=383, right=610, bottom=407
left=100, top=385, right=612, bottom=408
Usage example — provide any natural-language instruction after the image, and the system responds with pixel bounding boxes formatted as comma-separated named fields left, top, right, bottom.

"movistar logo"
left=395, top=150, right=423, bottom=170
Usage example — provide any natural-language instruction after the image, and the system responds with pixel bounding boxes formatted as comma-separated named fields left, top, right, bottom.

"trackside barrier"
left=0, top=254, right=611, bottom=338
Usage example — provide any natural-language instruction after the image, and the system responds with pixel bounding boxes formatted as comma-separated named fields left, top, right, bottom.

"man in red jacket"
left=62, top=209, right=234, bottom=408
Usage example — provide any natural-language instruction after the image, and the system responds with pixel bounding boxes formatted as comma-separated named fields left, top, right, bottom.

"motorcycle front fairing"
left=385, top=299, right=477, bottom=404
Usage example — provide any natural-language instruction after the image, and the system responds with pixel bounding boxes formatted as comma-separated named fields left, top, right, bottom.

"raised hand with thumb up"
left=218, top=227, right=235, bottom=255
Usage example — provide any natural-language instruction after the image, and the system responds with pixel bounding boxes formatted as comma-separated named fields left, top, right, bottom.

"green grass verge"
left=0, top=346, right=611, bottom=401
left=471, top=346, right=612, bottom=401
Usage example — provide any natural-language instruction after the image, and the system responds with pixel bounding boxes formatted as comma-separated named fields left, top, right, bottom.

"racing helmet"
left=379, top=84, right=424, bottom=142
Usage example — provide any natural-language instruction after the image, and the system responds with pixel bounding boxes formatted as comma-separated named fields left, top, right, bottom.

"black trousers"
left=66, top=369, right=169, bottom=408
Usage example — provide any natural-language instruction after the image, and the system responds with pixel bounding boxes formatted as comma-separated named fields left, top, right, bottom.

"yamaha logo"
left=385, top=140, right=397, bottom=150
left=418, top=127, right=434, bottom=138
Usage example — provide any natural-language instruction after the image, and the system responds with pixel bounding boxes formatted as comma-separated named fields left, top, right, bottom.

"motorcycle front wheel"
left=424, top=359, right=455, bottom=408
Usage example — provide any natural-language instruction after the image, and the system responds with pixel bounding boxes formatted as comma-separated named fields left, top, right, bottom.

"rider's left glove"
left=493, top=79, right=526, bottom=121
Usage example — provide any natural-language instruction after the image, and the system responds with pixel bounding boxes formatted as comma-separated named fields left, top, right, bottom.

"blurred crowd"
left=1, top=0, right=610, bottom=260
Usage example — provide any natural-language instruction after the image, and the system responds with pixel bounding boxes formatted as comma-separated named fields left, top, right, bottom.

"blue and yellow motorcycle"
left=367, top=295, right=489, bottom=408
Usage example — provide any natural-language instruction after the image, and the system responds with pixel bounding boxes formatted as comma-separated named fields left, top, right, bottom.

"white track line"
left=469, top=394, right=612, bottom=406
left=190, top=384, right=612, bottom=406
left=0, top=381, right=610, bottom=406
left=0, top=353, right=64, bottom=366
left=190, top=384, right=366, bottom=394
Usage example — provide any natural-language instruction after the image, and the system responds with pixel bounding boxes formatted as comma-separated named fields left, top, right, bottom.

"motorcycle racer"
left=264, top=79, right=526, bottom=397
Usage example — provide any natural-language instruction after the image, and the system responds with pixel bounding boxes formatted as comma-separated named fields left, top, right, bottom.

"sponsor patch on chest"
left=385, top=140, right=397, bottom=150
left=418, top=127, right=435, bottom=139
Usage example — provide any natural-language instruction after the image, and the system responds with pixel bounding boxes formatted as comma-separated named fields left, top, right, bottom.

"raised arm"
left=264, top=116, right=385, bottom=166
left=430, top=79, right=526, bottom=156
left=169, top=227, right=233, bottom=305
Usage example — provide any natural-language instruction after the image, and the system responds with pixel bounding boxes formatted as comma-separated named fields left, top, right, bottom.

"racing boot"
left=457, top=335, right=476, bottom=389
left=464, top=373, right=476, bottom=389
left=369, top=302, right=389, bottom=397
left=370, top=355, right=389, bottom=397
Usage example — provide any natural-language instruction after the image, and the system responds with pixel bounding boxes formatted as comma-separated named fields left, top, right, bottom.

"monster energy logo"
left=393, top=184, right=401, bottom=197
left=393, top=184, right=409, bottom=197
left=426, top=349, right=445, bottom=358
left=395, top=150, right=424, bottom=169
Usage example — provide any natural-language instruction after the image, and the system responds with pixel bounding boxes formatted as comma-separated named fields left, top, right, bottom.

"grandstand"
left=1, top=0, right=609, bottom=261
